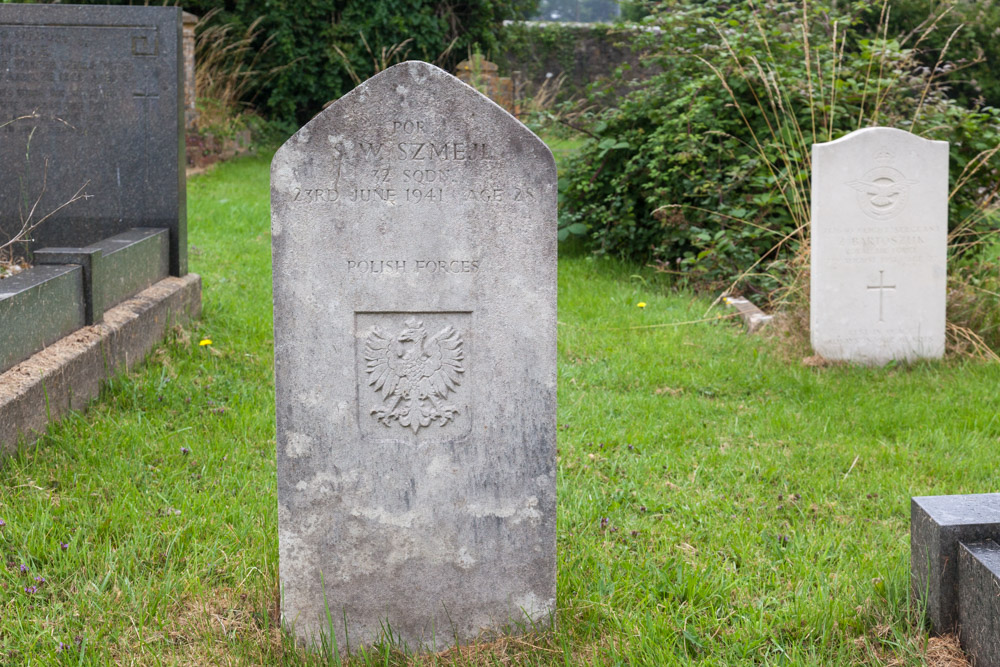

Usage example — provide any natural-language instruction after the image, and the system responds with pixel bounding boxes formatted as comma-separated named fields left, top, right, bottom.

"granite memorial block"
left=811, top=127, right=947, bottom=364
left=271, top=61, right=557, bottom=651
left=0, top=264, right=85, bottom=371
left=911, top=494, right=1000, bottom=633
left=959, top=540, right=1000, bottom=667
left=0, top=4, right=187, bottom=276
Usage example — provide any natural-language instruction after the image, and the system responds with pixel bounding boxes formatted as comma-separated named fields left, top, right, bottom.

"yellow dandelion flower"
left=637, top=302, right=647, bottom=308
left=199, top=339, right=213, bottom=346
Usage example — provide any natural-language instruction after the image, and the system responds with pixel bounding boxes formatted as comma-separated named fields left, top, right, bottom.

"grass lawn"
left=0, top=149, right=997, bottom=665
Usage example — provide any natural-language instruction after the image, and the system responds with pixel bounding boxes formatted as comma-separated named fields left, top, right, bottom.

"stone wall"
left=498, top=21, right=659, bottom=103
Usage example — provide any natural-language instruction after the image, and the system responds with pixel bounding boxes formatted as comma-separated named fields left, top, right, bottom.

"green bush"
left=558, top=0, right=1000, bottom=298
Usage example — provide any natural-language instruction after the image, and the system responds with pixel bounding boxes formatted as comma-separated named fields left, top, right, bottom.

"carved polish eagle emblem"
left=364, top=318, right=465, bottom=433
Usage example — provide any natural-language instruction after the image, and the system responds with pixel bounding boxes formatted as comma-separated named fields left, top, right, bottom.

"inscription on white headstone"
left=271, top=61, right=557, bottom=651
left=811, top=127, right=948, bottom=364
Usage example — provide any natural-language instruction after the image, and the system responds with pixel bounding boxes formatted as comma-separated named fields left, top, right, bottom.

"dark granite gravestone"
left=959, top=540, right=1000, bottom=667
left=911, top=494, right=1000, bottom=633
left=0, top=4, right=186, bottom=276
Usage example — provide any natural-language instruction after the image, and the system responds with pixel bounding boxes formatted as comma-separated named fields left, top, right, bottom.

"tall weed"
left=194, top=10, right=280, bottom=137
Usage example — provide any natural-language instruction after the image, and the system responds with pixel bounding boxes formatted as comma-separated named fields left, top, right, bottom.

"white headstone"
left=271, top=61, right=557, bottom=651
left=811, top=127, right=948, bottom=364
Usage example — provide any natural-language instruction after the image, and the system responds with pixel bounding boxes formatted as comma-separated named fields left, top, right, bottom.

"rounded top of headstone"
left=815, top=126, right=948, bottom=149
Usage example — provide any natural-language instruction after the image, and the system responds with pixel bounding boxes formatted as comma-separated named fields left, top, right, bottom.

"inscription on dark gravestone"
left=272, top=61, right=557, bottom=651
left=0, top=4, right=187, bottom=275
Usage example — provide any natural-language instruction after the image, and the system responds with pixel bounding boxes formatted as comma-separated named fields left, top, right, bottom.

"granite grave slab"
left=959, top=540, right=1000, bottom=667
left=271, top=61, right=557, bottom=651
left=34, top=227, right=169, bottom=324
left=811, top=127, right=947, bottom=364
left=911, top=493, right=1000, bottom=633
left=0, top=4, right=187, bottom=275
left=0, top=264, right=84, bottom=371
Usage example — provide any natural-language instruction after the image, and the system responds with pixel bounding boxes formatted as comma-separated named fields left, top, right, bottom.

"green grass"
left=0, top=150, right=997, bottom=665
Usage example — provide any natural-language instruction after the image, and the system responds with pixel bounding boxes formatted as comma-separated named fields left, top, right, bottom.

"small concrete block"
left=959, top=540, right=1000, bottom=667
left=723, top=296, right=773, bottom=333
left=911, top=494, right=1000, bottom=633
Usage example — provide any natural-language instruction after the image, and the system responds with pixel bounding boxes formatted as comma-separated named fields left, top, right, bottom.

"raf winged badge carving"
left=364, top=318, right=465, bottom=433
left=846, top=148, right=919, bottom=221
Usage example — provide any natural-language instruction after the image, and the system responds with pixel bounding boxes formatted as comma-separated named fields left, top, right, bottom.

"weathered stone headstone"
left=811, top=127, right=947, bottom=364
left=271, top=61, right=556, bottom=651
left=0, top=4, right=187, bottom=275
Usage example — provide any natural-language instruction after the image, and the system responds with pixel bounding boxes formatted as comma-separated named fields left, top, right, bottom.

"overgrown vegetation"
left=190, top=9, right=278, bottom=148
left=46, top=0, right=535, bottom=127
left=193, top=0, right=538, bottom=127
left=558, top=0, right=1000, bottom=315
left=1, top=154, right=997, bottom=664
left=873, top=0, right=1000, bottom=109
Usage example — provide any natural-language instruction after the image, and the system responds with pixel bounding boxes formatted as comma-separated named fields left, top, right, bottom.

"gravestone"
left=811, top=127, right=947, bottom=364
left=911, top=494, right=1000, bottom=632
left=912, top=494, right=1000, bottom=665
left=271, top=61, right=557, bottom=651
left=0, top=4, right=187, bottom=276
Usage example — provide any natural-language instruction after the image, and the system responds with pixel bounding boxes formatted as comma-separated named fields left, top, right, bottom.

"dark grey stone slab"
left=911, top=494, right=1000, bottom=632
left=0, top=264, right=85, bottom=373
left=272, top=61, right=557, bottom=651
left=959, top=540, right=1000, bottom=667
left=34, top=228, right=168, bottom=324
left=34, top=247, right=105, bottom=325
left=0, top=4, right=187, bottom=276
left=93, top=227, right=169, bottom=310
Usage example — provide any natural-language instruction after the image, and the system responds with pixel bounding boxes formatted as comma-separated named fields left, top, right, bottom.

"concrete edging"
left=0, top=273, right=202, bottom=454
left=723, top=295, right=773, bottom=333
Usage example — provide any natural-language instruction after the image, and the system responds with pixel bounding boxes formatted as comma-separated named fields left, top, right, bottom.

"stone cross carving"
left=866, top=270, right=896, bottom=323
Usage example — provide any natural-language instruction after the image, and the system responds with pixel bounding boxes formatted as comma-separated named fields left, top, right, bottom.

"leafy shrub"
left=558, top=0, right=1000, bottom=300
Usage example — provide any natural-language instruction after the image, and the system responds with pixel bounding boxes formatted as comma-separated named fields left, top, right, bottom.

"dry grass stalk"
left=0, top=112, right=91, bottom=260
left=194, top=10, right=280, bottom=129
left=332, top=34, right=414, bottom=88
left=946, top=320, right=1000, bottom=361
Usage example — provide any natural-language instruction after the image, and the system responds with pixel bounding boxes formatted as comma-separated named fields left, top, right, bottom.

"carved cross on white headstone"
left=867, top=269, right=896, bottom=323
